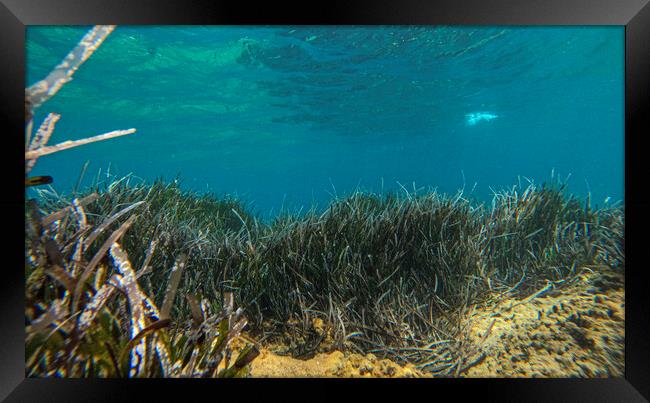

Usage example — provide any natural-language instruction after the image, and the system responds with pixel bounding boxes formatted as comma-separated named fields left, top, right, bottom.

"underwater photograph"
left=24, top=25, right=624, bottom=378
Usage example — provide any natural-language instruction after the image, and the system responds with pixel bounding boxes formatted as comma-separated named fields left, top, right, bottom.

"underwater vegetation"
left=25, top=210, right=258, bottom=377
left=27, top=176, right=624, bottom=376
left=25, top=25, right=260, bottom=378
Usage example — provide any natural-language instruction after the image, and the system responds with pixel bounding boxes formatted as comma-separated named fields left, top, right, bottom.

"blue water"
left=26, top=26, right=624, bottom=218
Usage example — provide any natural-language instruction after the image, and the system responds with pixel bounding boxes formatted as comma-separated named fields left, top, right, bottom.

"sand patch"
left=228, top=321, right=424, bottom=378
left=248, top=348, right=425, bottom=378
left=460, top=267, right=624, bottom=377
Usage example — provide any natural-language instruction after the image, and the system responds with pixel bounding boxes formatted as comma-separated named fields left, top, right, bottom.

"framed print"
left=2, top=0, right=649, bottom=401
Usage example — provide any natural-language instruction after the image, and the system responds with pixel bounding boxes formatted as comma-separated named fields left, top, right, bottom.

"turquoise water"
left=26, top=26, right=624, bottom=218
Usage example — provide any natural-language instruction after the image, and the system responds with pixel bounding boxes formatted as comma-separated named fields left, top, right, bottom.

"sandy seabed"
left=238, top=265, right=624, bottom=378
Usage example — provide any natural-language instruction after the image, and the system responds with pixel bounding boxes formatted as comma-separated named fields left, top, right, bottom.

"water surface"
left=26, top=26, right=624, bottom=218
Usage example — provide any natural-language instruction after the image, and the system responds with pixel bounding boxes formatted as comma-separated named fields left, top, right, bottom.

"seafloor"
left=25, top=180, right=625, bottom=378
left=240, top=265, right=624, bottom=378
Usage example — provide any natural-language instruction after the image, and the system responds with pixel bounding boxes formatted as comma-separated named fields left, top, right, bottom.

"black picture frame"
left=2, top=0, right=649, bottom=401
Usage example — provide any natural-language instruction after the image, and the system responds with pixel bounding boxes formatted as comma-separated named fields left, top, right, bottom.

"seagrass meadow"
left=26, top=177, right=625, bottom=377
left=25, top=25, right=624, bottom=377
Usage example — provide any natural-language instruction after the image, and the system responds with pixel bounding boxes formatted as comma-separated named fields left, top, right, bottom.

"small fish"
left=25, top=176, right=53, bottom=187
